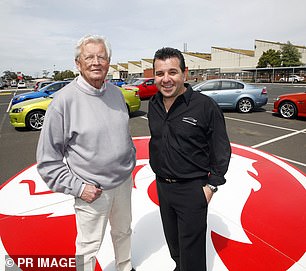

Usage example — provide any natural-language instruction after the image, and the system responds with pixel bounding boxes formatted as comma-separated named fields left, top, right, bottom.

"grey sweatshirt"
left=36, top=77, right=136, bottom=197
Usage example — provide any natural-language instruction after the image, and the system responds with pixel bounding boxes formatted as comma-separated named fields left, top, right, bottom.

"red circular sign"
left=0, top=137, right=305, bottom=270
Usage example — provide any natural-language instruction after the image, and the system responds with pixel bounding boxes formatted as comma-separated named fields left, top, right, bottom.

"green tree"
left=257, top=49, right=282, bottom=68
left=281, top=41, right=303, bottom=67
left=3, top=70, right=17, bottom=80
left=53, top=70, right=76, bottom=81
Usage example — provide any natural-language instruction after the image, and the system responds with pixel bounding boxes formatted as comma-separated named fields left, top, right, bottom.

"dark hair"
left=153, top=47, right=186, bottom=73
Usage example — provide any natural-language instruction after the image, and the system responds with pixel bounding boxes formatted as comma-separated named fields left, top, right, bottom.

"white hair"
left=75, top=34, right=112, bottom=61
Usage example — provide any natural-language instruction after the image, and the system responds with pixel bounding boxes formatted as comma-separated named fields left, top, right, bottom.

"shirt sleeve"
left=36, top=106, right=83, bottom=197
left=207, top=104, right=231, bottom=186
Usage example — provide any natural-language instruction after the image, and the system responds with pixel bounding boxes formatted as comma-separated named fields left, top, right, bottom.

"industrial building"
left=107, top=39, right=306, bottom=83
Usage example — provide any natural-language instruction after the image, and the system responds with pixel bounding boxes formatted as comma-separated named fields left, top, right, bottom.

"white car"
left=17, top=81, right=26, bottom=89
left=279, top=75, right=304, bottom=83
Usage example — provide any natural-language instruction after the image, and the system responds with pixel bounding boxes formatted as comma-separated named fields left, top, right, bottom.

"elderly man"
left=36, top=35, right=136, bottom=271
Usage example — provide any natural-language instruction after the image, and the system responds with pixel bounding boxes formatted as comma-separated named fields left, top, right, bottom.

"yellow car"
left=9, top=88, right=141, bottom=131
left=121, top=87, right=141, bottom=114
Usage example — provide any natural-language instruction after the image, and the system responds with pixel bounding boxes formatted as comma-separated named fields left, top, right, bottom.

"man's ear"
left=183, top=68, right=188, bottom=81
left=75, top=59, right=81, bottom=72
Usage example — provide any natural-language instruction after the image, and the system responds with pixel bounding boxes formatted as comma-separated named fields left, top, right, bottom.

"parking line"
left=140, top=115, right=305, bottom=168
left=5, top=89, right=17, bottom=113
left=143, top=115, right=304, bottom=134
left=224, top=116, right=298, bottom=132
left=251, top=128, right=306, bottom=148
left=6, top=99, right=12, bottom=113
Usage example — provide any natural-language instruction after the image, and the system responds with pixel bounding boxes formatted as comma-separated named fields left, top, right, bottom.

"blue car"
left=108, top=78, right=127, bottom=87
left=193, top=79, right=268, bottom=113
left=11, top=80, right=72, bottom=105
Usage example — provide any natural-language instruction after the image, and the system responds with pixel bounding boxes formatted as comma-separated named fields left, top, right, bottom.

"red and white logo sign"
left=0, top=137, right=305, bottom=270
left=17, top=72, right=23, bottom=81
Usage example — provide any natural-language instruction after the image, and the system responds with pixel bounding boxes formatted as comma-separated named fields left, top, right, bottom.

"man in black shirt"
left=148, top=47, right=231, bottom=271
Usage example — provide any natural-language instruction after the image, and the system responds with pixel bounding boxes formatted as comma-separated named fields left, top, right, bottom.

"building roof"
left=110, top=65, right=119, bottom=71
left=184, top=52, right=211, bottom=61
left=129, top=61, right=142, bottom=67
left=118, top=63, right=128, bottom=69
left=142, top=58, right=153, bottom=63
left=212, top=47, right=255, bottom=57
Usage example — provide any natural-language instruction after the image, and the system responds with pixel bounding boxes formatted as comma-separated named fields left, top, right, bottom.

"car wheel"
left=237, top=98, right=253, bottom=113
left=25, top=110, right=45, bottom=130
left=279, top=101, right=297, bottom=119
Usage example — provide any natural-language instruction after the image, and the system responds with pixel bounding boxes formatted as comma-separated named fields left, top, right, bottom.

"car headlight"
left=11, top=108, right=24, bottom=113
left=274, top=97, right=280, bottom=102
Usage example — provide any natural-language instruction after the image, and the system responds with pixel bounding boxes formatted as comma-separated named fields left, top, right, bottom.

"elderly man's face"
left=76, top=41, right=109, bottom=89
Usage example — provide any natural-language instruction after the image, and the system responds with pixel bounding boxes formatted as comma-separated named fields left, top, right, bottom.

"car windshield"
left=39, top=83, right=58, bottom=92
left=39, top=86, right=49, bottom=92
left=131, top=79, right=146, bottom=86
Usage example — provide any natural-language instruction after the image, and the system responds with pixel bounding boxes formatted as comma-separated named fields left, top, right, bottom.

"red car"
left=273, top=92, right=306, bottom=119
left=124, top=78, right=158, bottom=100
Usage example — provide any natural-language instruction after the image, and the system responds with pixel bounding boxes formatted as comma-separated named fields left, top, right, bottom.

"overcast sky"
left=1, top=0, right=305, bottom=77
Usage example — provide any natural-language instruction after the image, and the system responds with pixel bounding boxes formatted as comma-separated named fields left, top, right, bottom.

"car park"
left=2, top=80, right=306, bottom=271
left=11, top=80, right=71, bottom=105
left=9, top=87, right=140, bottom=130
left=17, top=81, right=26, bottom=89
left=2, top=82, right=306, bottom=190
left=193, top=79, right=268, bottom=113
left=272, top=91, right=306, bottom=119
left=279, top=75, right=304, bottom=83
left=123, top=78, right=158, bottom=100
left=33, top=80, right=53, bottom=91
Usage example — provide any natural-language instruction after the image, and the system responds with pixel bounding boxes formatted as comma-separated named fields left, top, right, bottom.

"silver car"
left=193, top=79, right=268, bottom=113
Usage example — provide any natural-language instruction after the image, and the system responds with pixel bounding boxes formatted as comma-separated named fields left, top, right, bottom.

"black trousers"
left=156, top=177, right=208, bottom=271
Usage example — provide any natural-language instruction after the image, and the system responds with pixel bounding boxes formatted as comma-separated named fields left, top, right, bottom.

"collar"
left=76, top=75, right=107, bottom=95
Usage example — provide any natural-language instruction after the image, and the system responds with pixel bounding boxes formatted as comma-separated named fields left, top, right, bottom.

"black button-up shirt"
left=148, top=84, right=231, bottom=186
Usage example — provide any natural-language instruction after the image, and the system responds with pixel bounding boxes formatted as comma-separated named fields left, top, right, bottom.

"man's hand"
left=80, top=184, right=102, bottom=203
left=203, top=185, right=214, bottom=204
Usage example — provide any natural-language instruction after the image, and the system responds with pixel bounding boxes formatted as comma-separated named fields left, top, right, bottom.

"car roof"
left=39, top=80, right=53, bottom=84
left=194, top=78, right=245, bottom=84
left=39, top=80, right=71, bottom=90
